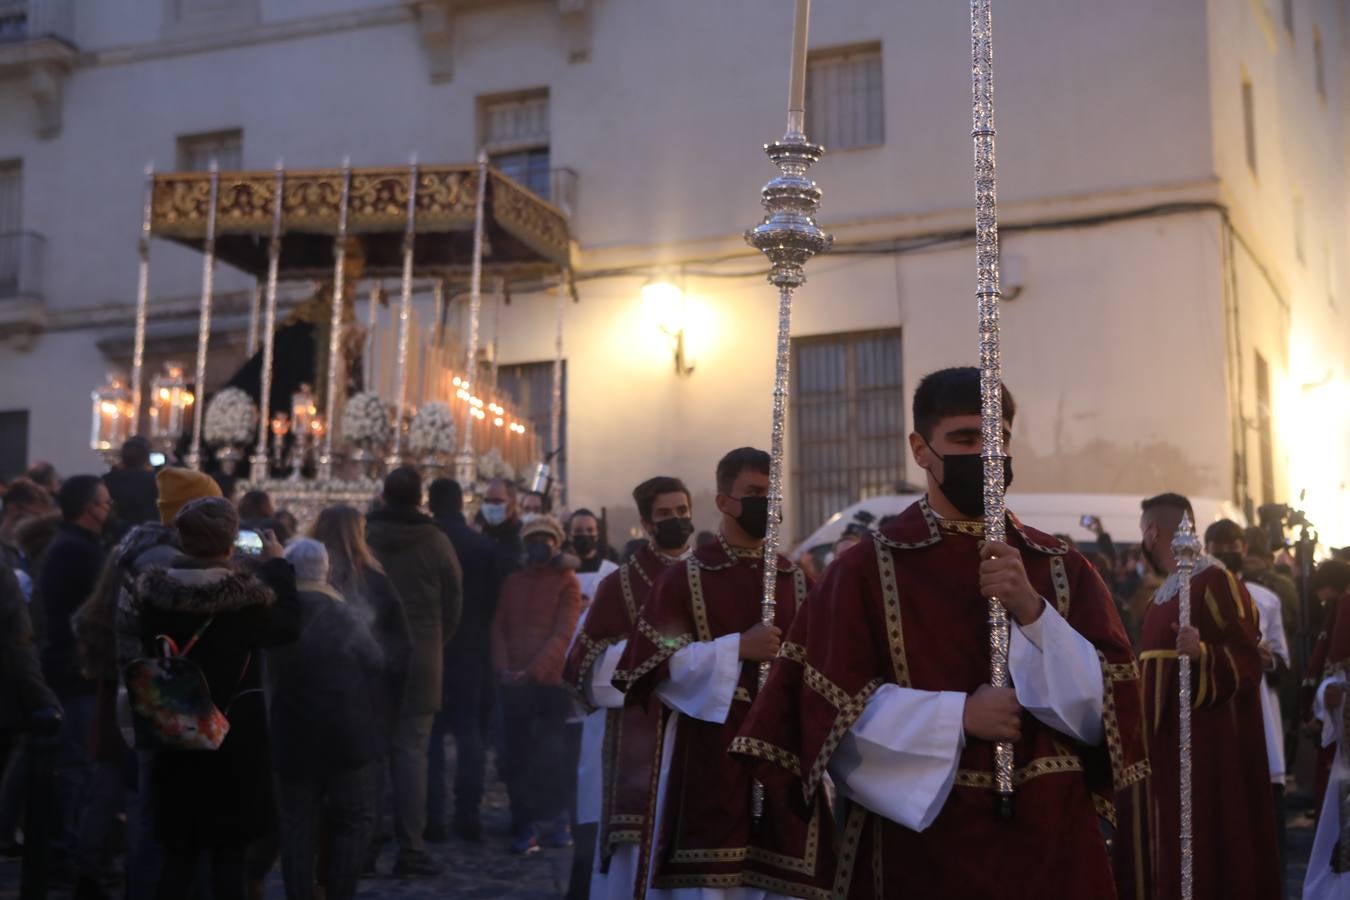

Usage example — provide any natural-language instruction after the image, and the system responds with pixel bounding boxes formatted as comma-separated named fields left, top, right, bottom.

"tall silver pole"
left=186, top=163, right=220, bottom=472
left=250, top=163, right=284, bottom=484
left=744, top=0, right=831, bottom=821
left=130, top=164, right=154, bottom=429
left=549, top=275, right=564, bottom=459
left=490, top=275, right=504, bottom=390
left=971, top=0, right=1014, bottom=820
left=1172, top=514, right=1199, bottom=900
left=431, top=278, right=445, bottom=348
left=390, top=157, right=419, bottom=463
left=245, top=281, right=262, bottom=357
left=454, top=150, right=490, bottom=488
left=364, top=280, right=380, bottom=389
left=318, top=160, right=352, bottom=481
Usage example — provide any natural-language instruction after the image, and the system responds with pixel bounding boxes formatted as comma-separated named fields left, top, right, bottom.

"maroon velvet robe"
left=732, top=498, right=1148, bottom=899
left=1305, top=592, right=1347, bottom=822
left=611, top=536, right=834, bottom=899
left=561, top=543, right=671, bottom=869
left=1134, top=562, right=1280, bottom=900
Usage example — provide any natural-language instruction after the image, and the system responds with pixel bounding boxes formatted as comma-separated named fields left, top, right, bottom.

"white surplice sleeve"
left=829, top=684, right=967, bottom=832
left=1009, top=602, right=1104, bottom=745
left=654, top=632, right=742, bottom=725
left=587, top=640, right=628, bottom=710
left=1316, top=673, right=1347, bottom=748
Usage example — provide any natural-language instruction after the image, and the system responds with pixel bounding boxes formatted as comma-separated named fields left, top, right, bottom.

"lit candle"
left=788, top=0, right=811, bottom=130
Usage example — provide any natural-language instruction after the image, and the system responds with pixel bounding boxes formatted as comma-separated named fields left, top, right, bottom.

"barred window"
left=806, top=45, right=884, bottom=151
left=177, top=129, right=243, bottom=172
left=1242, top=78, right=1258, bottom=175
left=0, top=410, right=28, bottom=482
left=481, top=91, right=551, bottom=198
left=791, top=330, right=905, bottom=541
left=1255, top=352, right=1276, bottom=505
left=497, top=359, right=566, bottom=491
left=0, top=160, right=22, bottom=295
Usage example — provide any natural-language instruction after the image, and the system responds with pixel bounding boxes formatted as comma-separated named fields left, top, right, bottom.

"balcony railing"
left=0, top=231, right=45, bottom=301
left=548, top=167, right=578, bottom=219
left=0, top=0, right=74, bottom=45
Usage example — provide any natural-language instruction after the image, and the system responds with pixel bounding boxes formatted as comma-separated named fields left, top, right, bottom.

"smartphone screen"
left=149, top=452, right=166, bottom=468
left=235, top=529, right=264, bottom=556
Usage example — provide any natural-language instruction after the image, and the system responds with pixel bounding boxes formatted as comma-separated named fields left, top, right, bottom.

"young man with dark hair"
left=562, top=476, right=696, bottom=900
left=569, top=508, right=618, bottom=600
left=1134, top=493, right=1278, bottom=899
left=364, top=466, right=463, bottom=878
left=103, top=436, right=159, bottom=539
left=612, top=449, right=831, bottom=900
left=36, top=474, right=113, bottom=867
left=734, top=367, right=1145, bottom=899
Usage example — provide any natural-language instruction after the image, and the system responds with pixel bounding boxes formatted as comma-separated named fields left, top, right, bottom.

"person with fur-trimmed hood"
left=117, top=496, right=300, bottom=900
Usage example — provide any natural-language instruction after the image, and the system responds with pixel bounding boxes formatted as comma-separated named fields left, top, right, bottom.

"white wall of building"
left=0, top=0, right=1345, bottom=542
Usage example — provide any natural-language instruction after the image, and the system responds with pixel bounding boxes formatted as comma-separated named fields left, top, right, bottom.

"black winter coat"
left=36, top=522, right=104, bottom=695
left=435, top=512, right=502, bottom=663
left=124, top=556, right=300, bottom=850
left=0, top=566, right=59, bottom=733
left=266, top=583, right=387, bottom=779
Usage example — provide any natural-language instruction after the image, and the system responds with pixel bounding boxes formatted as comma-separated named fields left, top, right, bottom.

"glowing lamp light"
left=641, top=278, right=695, bottom=376
left=453, top=376, right=463, bottom=387
left=494, top=417, right=504, bottom=427
left=90, top=374, right=133, bottom=452
left=291, top=384, right=316, bottom=436
left=149, top=361, right=189, bottom=443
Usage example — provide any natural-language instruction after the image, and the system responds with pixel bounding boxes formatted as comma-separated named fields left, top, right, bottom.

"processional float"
left=744, top=0, right=1019, bottom=819
left=98, top=153, right=574, bottom=524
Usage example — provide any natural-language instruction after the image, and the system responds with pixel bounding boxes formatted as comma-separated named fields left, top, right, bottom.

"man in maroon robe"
left=1305, top=561, right=1350, bottom=821
left=612, top=448, right=834, bottom=900
left=1133, top=492, right=1280, bottom=899
left=732, top=367, right=1147, bottom=899
left=561, top=476, right=698, bottom=900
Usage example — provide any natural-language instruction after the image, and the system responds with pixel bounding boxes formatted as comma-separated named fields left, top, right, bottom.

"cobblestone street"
left=0, top=754, right=1320, bottom=899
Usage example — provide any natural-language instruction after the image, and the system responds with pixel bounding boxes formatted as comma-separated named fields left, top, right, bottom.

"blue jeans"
left=427, top=653, right=491, bottom=828
left=126, top=749, right=164, bottom=899
left=51, top=691, right=94, bottom=851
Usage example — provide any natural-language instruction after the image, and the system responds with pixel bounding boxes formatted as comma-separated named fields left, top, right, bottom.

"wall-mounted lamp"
left=642, top=278, right=695, bottom=376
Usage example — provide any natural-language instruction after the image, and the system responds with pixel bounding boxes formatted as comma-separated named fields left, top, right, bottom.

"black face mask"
left=1216, top=551, right=1246, bottom=575
left=571, top=535, right=597, bottom=557
left=524, top=541, right=553, bottom=567
left=925, top=444, right=1013, bottom=519
left=652, top=516, right=695, bottom=551
left=732, top=496, right=770, bottom=540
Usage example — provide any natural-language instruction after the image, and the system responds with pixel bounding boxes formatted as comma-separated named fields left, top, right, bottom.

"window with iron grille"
left=806, top=44, right=884, bottom=151
left=1241, top=79, right=1258, bottom=175
left=1314, top=27, right=1326, bottom=98
left=1255, top=352, right=1276, bottom=505
left=0, top=410, right=28, bottom=482
left=791, top=330, right=905, bottom=540
left=497, top=359, right=566, bottom=490
left=481, top=91, right=552, bottom=199
left=0, top=160, right=21, bottom=296
left=177, top=128, right=243, bottom=172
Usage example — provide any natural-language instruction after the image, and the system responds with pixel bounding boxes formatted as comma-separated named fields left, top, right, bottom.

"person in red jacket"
left=491, top=514, right=582, bottom=855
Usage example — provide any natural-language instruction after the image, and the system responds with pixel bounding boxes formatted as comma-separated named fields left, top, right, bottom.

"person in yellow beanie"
left=156, top=467, right=222, bottom=526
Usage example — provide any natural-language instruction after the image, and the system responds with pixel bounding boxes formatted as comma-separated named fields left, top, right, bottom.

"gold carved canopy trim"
left=149, top=164, right=571, bottom=275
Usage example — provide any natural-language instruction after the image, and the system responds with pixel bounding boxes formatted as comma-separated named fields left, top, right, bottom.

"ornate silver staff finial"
left=1172, top=511, right=1199, bottom=900
left=744, top=0, right=832, bottom=823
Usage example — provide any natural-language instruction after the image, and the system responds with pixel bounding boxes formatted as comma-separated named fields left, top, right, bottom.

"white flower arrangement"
left=342, top=391, right=391, bottom=449
left=478, top=447, right=515, bottom=482
left=409, top=402, right=457, bottom=455
left=203, top=387, right=258, bottom=447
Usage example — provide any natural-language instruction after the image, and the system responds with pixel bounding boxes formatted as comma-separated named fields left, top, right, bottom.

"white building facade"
left=0, top=0, right=1346, bottom=544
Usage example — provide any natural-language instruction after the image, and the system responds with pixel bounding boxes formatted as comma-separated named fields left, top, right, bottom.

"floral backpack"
left=124, top=618, right=242, bottom=751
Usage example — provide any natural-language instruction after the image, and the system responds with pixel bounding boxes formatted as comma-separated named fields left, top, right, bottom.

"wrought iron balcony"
left=0, top=231, right=43, bottom=300
left=548, top=167, right=578, bottom=219
left=0, top=231, right=46, bottom=346
left=0, top=0, right=74, bottom=45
